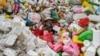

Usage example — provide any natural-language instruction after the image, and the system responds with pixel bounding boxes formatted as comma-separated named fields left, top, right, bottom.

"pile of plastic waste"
left=0, top=0, right=100, bottom=56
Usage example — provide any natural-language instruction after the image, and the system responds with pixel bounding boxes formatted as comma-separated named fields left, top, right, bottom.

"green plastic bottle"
left=78, top=29, right=93, bottom=41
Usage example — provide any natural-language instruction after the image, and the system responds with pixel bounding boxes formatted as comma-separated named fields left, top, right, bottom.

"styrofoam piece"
left=83, top=40, right=91, bottom=47
left=5, top=34, right=17, bottom=46
left=92, top=28, right=100, bottom=48
left=3, top=48, right=17, bottom=56
left=88, top=15, right=100, bottom=22
left=73, top=13, right=87, bottom=20
left=85, top=45, right=96, bottom=56
left=27, top=50, right=38, bottom=56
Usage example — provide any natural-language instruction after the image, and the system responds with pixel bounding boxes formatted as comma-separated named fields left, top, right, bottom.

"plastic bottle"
left=92, top=28, right=100, bottom=48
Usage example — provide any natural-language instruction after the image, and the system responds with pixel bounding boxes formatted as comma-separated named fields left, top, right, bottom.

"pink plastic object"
left=48, top=42, right=63, bottom=52
left=77, top=8, right=82, bottom=14
left=13, top=2, right=19, bottom=13
left=63, top=42, right=80, bottom=56
left=48, top=42, right=54, bottom=49
left=53, top=43, right=63, bottom=52
left=42, top=30, right=53, bottom=42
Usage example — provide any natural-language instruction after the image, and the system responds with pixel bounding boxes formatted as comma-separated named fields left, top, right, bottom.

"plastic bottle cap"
left=83, top=40, right=91, bottom=47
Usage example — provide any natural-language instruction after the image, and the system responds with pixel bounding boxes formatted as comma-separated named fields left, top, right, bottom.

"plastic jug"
left=92, top=29, right=100, bottom=48
left=85, top=45, right=96, bottom=56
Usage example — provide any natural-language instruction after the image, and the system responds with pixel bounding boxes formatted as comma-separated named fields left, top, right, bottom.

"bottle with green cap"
left=78, top=29, right=93, bottom=41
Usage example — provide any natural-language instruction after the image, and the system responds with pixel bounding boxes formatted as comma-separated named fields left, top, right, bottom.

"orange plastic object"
left=0, top=0, right=6, bottom=6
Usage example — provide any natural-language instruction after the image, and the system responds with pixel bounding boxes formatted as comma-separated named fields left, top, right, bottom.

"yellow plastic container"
left=0, top=0, right=6, bottom=6
left=82, top=1, right=93, bottom=8
left=24, top=2, right=29, bottom=8
left=59, top=28, right=66, bottom=37
left=72, top=35, right=83, bottom=44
